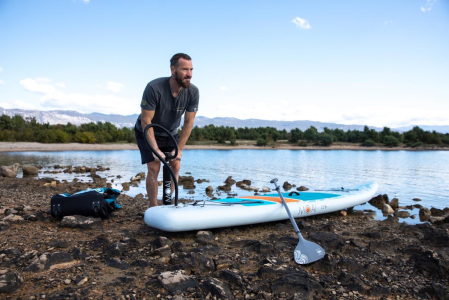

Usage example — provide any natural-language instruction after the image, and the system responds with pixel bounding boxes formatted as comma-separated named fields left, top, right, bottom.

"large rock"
left=104, top=242, right=127, bottom=258
left=22, top=165, right=39, bottom=175
left=308, top=231, right=345, bottom=251
left=409, top=250, right=449, bottom=278
left=169, top=252, right=215, bottom=274
left=158, top=270, right=198, bottom=295
left=0, top=163, right=20, bottom=178
left=153, top=236, right=174, bottom=248
left=218, top=270, right=244, bottom=288
left=179, top=175, right=195, bottom=186
left=105, top=258, right=131, bottom=270
left=271, top=270, right=322, bottom=299
left=430, top=207, right=446, bottom=217
left=283, top=181, right=292, bottom=190
left=389, top=198, right=399, bottom=209
left=224, top=176, right=236, bottom=186
left=369, top=194, right=389, bottom=208
left=419, top=207, right=431, bottom=221
left=60, top=215, right=102, bottom=229
left=24, top=252, right=78, bottom=272
left=0, top=269, right=23, bottom=293
left=202, top=278, right=234, bottom=299
left=2, top=214, right=24, bottom=224
left=382, top=204, right=394, bottom=215
left=258, top=264, right=293, bottom=280
left=395, top=210, right=411, bottom=218
left=196, top=231, right=214, bottom=245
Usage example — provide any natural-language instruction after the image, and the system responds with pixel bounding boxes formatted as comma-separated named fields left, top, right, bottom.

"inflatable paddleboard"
left=144, top=181, right=378, bottom=232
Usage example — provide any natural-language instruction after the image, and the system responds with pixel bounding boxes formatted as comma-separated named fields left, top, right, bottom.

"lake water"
left=1, top=149, right=448, bottom=224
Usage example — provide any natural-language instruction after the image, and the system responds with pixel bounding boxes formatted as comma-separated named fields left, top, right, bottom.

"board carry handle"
left=143, top=124, right=179, bottom=206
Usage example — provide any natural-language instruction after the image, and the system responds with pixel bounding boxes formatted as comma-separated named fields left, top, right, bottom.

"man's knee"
left=170, top=161, right=181, bottom=173
left=147, top=161, right=160, bottom=177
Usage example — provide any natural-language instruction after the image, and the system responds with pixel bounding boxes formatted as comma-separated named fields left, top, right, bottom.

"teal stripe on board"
left=211, top=192, right=342, bottom=206
left=279, top=192, right=341, bottom=201
left=211, top=199, right=275, bottom=206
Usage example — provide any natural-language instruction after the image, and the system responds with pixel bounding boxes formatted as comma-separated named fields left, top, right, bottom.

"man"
left=135, top=53, right=199, bottom=207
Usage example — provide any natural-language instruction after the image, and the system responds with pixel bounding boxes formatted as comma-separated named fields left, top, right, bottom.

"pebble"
left=77, top=277, right=88, bottom=286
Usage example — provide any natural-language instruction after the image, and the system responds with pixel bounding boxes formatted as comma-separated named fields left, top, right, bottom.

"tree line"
left=1, top=114, right=448, bottom=147
left=0, top=114, right=135, bottom=143
left=188, top=124, right=449, bottom=147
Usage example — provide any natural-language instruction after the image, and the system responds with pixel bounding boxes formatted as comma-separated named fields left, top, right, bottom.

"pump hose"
left=143, top=124, right=179, bottom=206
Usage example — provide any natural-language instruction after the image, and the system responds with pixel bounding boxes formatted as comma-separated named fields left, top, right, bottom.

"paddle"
left=270, top=178, right=325, bottom=264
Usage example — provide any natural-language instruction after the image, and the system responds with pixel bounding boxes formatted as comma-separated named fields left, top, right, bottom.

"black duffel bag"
left=51, top=188, right=121, bottom=220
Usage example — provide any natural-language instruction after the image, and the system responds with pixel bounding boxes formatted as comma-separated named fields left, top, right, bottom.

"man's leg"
left=169, top=160, right=181, bottom=194
left=146, top=161, right=161, bottom=207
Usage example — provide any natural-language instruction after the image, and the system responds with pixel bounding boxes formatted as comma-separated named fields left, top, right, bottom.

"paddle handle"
left=272, top=180, right=304, bottom=241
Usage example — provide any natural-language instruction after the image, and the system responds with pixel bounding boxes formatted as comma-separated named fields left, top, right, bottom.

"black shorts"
left=135, top=129, right=180, bottom=164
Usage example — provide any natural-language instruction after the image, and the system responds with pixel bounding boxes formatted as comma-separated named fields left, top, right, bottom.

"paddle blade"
left=294, top=240, right=325, bottom=264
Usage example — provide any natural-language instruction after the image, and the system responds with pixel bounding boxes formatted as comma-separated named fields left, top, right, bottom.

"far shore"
left=0, top=141, right=448, bottom=152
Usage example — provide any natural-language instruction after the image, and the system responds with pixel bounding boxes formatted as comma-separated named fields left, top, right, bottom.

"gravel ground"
left=1, top=172, right=448, bottom=300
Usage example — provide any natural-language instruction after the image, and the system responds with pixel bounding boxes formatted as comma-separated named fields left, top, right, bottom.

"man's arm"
left=175, top=111, right=197, bottom=160
left=141, top=109, right=165, bottom=161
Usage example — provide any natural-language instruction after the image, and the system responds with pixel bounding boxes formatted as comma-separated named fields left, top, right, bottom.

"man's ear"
left=170, top=65, right=175, bottom=75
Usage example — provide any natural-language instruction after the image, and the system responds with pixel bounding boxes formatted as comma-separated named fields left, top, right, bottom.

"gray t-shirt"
left=135, top=77, right=199, bottom=136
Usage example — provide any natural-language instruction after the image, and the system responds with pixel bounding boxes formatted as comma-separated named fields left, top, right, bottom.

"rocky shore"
left=1, top=166, right=449, bottom=299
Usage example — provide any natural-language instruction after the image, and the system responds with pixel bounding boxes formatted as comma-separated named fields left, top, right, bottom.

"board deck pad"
left=212, top=192, right=342, bottom=206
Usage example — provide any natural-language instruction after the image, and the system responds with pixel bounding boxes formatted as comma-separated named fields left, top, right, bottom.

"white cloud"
left=0, top=67, right=3, bottom=72
left=55, top=82, right=66, bottom=88
left=106, top=81, right=124, bottom=93
left=20, top=78, right=138, bottom=115
left=83, top=0, right=90, bottom=3
left=421, top=0, right=438, bottom=12
left=220, top=86, right=228, bottom=91
left=0, top=100, right=36, bottom=110
left=20, top=78, right=57, bottom=94
left=36, top=77, right=52, bottom=83
left=0, top=80, right=5, bottom=85
left=292, top=17, right=311, bottom=29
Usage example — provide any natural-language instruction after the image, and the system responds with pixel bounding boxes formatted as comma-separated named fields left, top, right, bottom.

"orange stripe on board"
left=239, top=196, right=301, bottom=204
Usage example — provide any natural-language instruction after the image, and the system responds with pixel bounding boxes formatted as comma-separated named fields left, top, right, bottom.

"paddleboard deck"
left=144, top=181, right=378, bottom=232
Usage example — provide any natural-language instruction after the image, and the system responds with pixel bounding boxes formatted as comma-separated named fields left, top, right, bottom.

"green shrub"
left=297, top=140, right=308, bottom=147
left=409, top=141, right=423, bottom=148
left=362, top=139, right=375, bottom=147
left=318, top=133, right=333, bottom=146
left=256, top=138, right=268, bottom=146
left=383, top=135, right=399, bottom=147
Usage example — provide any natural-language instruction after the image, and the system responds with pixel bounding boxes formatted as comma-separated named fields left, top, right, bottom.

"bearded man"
left=135, top=53, right=199, bottom=207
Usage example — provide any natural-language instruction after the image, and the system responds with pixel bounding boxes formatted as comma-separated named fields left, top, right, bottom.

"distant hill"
left=0, top=107, right=137, bottom=128
left=394, top=125, right=449, bottom=134
left=1, top=107, right=448, bottom=133
left=193, top=116, right=382, bottom=132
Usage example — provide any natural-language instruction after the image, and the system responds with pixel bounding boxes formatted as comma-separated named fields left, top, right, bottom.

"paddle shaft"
left=273, top=183, right=305, bottom=241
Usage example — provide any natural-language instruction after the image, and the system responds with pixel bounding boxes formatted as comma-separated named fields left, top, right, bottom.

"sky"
left=0, top=0, right=448, bottom=128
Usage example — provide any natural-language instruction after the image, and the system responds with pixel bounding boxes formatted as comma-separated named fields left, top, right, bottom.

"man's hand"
left=153, top=149, right=166, bottom=162
left=170, top=149, right=182, bottom=161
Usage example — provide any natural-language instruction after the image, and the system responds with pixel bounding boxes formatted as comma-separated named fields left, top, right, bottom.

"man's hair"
left=170, top=53, right=192, bottom=67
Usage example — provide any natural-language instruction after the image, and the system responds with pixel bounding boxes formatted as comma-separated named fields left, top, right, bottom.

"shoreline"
left=0, top=141, right=447, bottom=152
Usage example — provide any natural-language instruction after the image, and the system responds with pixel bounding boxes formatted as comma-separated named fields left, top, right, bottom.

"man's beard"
left=175, top=71, right=191, bottom=88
